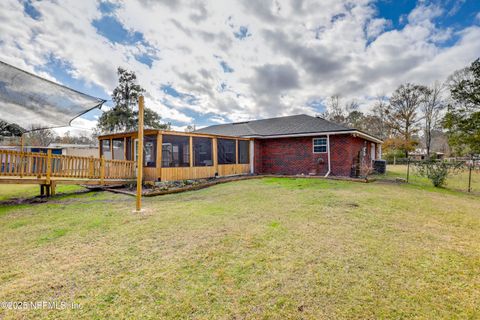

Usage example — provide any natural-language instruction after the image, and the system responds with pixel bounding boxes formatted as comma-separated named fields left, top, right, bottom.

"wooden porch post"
left=189, top=136, right=193, bottom=167
left=46, top=149, right=52, bottom=185
left=235, top=139, right=239, bottom=164
left=136, top=96, right=145, bottom=212
left=213, top=137, right=218, bottom=175
left=157, top=133, right=163, bottom=181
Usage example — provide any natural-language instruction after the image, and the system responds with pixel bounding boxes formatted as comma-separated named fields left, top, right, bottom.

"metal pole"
left=136, top=96, right=145, bottom=212
left=468, top=156, right=473, bottom=193
left=406, top=158, right=410, bottom=183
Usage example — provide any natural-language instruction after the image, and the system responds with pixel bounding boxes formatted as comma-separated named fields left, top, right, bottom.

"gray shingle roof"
left=195, top=114, right=352, bottom=137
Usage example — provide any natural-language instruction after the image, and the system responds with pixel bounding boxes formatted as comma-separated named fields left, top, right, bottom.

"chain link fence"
left=376, top=157, right=480, bottom=194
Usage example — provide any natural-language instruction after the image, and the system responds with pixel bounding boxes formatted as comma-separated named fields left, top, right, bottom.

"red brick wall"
left=253, top=134, right=376, bottom=177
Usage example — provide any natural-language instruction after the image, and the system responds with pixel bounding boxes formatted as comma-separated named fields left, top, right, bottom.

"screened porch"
left=98, top=130, right=253, bottom=182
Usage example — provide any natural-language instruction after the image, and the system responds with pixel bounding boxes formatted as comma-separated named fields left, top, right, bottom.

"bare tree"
left=24, top=125, right=56, bottom=146
left=369, top=95, right=389, bottom=139
left=387, top=83, right=429, bottom=157
left=422, top=82, right=445, bottom=158
left=323, top=95, right=346, bottom=124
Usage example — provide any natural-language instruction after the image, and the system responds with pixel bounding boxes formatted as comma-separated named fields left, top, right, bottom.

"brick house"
left=196, top=114, right=382, bottom=177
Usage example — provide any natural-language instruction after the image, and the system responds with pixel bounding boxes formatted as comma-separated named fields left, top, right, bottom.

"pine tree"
left=97, top=67, right=167, bottom=133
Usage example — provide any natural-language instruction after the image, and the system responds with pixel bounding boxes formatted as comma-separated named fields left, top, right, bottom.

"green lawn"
left=0, top=178, right=479, bottom=319
left=385, top=164, right=480, bottom=193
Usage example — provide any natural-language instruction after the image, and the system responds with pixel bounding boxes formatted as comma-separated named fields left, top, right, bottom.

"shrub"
left=413, top=160, right=462, bottom=187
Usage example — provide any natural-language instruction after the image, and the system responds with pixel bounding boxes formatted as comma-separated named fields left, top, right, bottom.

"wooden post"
left=213, top=137, right=218, bottom=176
left=406, top=158, right=410, bottom=183
left=136, top=96, right=145, bottom=212
left=189, top=136, right=193, bottom=167
left=235, top=139, right=239, bottom=164
left=46, top=149, right=52, bottom=185
left=157, top=133, right=163, bottom=181
left=110, top=138, right=113, bottom=160
left=100, top=155, right=105, bottom=184
left=51, top=181, right=56, bottom=196
left=468, top=155, right=473, bottom=193
left=20, top=134, right=24, bottom=178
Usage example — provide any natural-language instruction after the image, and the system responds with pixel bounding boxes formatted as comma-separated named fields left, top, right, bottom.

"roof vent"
left=232, top=121, right=249, bottom=125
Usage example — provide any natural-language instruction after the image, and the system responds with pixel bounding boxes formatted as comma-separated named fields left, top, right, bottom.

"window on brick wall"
left=313, top=137, right=327, bottom=153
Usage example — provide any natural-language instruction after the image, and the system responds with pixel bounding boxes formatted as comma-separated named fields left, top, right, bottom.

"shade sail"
left=0, top=60, right=105, bottom=132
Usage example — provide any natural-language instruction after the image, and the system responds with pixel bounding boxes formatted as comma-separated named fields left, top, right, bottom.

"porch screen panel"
left=126, top=137, right=132, bottom=160
left=112, top=138, right=125, bottom=160
left=193, top=137, right=213, bottom=166
left=217, top=138, right=236, bottom=164
left=238, top=140, right=249, bottom=164
left=101, top=140, right=112, bottom=160
left=162, top=135, right=190, bottom=167
left=144, top=135, right=157, bottom=167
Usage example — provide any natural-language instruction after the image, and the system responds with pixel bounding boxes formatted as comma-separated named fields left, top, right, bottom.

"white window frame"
left=312, top=137, right=328, bottom=153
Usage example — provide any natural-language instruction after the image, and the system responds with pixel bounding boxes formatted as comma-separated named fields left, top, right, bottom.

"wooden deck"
left=0, top=149, right=136, bottom=196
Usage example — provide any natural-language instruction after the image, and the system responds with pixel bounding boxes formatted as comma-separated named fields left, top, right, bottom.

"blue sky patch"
left=92, top=10, right=159, bottom=67
left=219, top=61, right=234, bottom=73
left=23, top=0, right=41, bottom=20
left=306, top=99, right=326, bottom=114
left=234, top=26, right=251, bottom=39
left=92, top=15, right=144, bottom=45
left=98, top=1, right=121, bottom=15
left=161, top=84, right=198, bottom=105
left=134, top=53, right=156, bottom=68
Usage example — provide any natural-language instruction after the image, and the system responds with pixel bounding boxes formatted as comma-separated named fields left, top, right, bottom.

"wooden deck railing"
left=0, top=149, right=136, bottom=181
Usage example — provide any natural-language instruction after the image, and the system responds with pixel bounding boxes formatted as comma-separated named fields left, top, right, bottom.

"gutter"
left=325, top=134, right=331, bottom=177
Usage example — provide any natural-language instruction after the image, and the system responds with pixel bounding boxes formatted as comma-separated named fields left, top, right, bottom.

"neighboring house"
left=409, top=148, right=444, bottom=161
left=196, top=114, right=382, bottom=177
left=47, top=143, right=98, bottom=157
left=96, top=114, right=382, bottom=182
left=0, top=144, right=98, bottom=157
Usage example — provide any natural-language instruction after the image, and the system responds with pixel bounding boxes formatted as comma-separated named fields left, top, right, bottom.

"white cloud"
left=1, top=0, right=479, bottom=131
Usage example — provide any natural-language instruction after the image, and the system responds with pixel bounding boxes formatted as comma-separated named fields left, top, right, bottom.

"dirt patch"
left=0, top=189, right=95, bottom=207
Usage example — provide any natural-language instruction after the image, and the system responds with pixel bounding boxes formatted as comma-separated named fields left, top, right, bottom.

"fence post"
left=468, top=155, right=473, bottom=193
left=100, top=155, right=105, bottom=185
left=46, top=149, right=52, bottom=185
left=406, top=158, right=410, bottom=183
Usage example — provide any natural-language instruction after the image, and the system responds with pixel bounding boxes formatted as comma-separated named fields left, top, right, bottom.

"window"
left=313, top=137, right=327, bottom=153
left=217, top=138, right=236, bottom=164
left=193, top=137, right=213, bottom=166
left=112, top=138, right=125, bottom=160
left=134, top=135, right=157, bottom=167
left=238, top=140, right=249, bottom=164
left=162, top=135, right=190, bottom=167
left=101, top=139, right=112, bottom=160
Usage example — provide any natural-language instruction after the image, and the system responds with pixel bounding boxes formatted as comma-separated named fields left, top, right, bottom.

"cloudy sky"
left=1, top=0, right=479, bottom=133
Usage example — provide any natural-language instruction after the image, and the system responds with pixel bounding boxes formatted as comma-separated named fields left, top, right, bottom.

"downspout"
left=324, top=134, right=331, bottom=177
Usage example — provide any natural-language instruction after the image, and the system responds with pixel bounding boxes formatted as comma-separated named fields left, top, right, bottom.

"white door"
left=371, top=143, right=376, bottom=160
